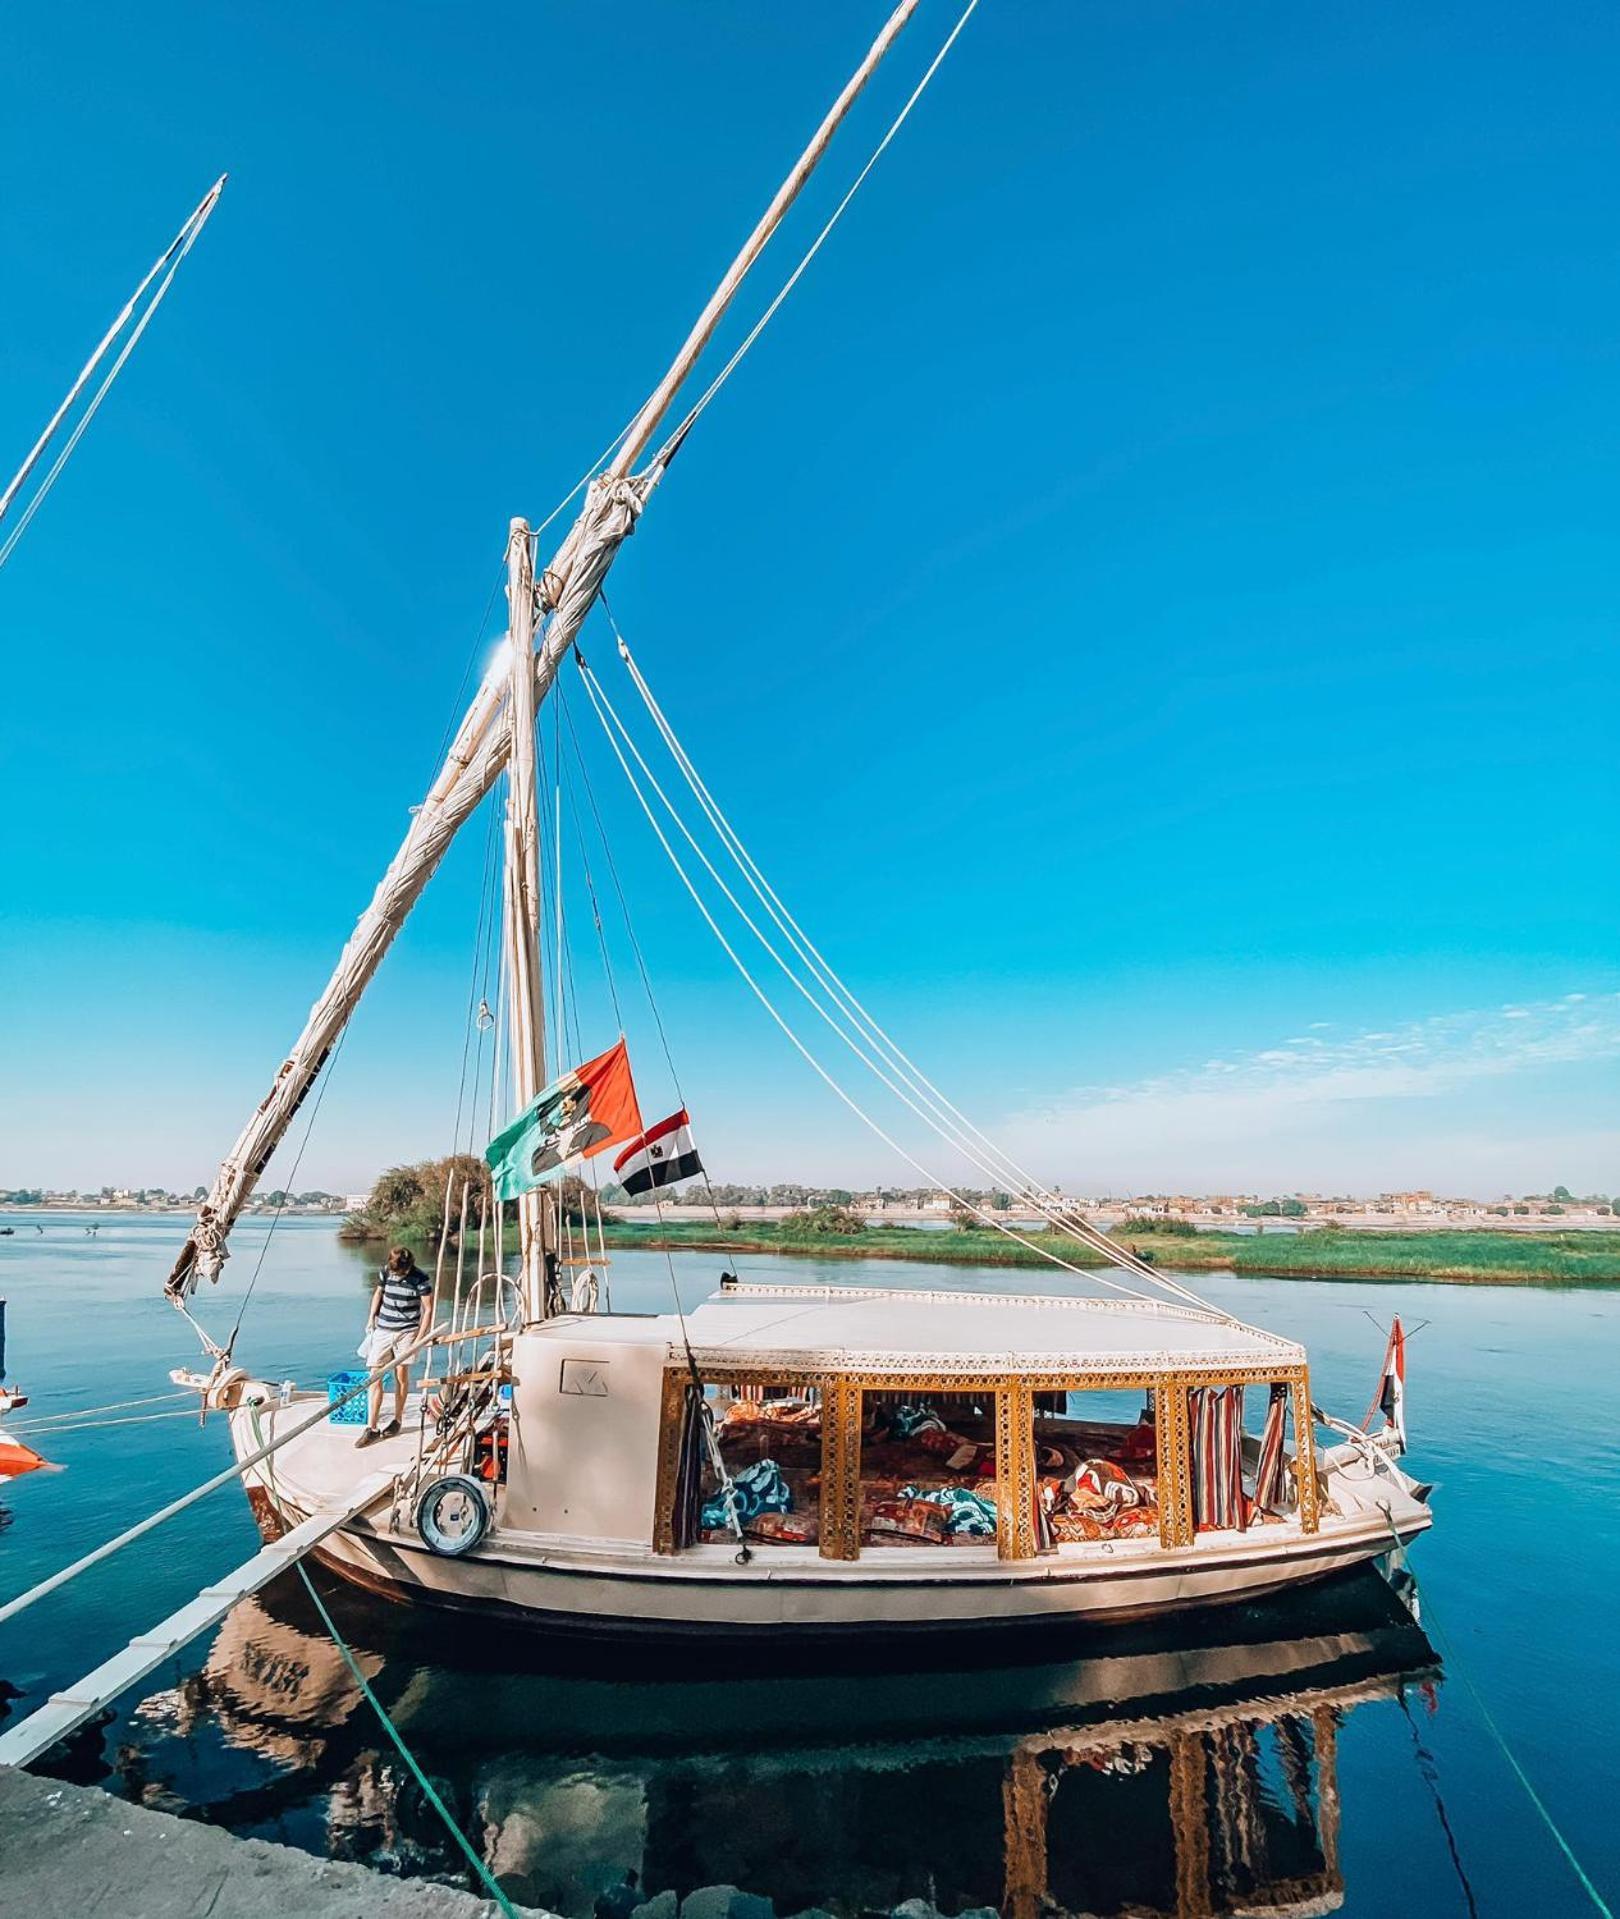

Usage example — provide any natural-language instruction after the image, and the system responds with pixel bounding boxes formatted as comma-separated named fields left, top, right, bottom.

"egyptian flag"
left=485, top=1039, right=643, bottom=1202
left=614, top=1109, right=703, bottom=1197
left=1377, top=1318, right=1408, bottom=1453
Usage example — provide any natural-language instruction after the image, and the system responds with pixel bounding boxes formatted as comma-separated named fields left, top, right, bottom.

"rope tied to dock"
left=293, top=1562, right=520, bottom=1918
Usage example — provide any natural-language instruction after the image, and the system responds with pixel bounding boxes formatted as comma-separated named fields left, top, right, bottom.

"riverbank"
left=598, top=1219, right=1620, bottom=1284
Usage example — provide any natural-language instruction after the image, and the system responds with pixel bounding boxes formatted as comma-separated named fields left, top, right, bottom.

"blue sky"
left=1, top=1, right=1615, bottom=1198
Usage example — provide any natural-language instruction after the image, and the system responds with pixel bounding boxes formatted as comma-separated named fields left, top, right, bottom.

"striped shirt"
left=375, top=1264, right=432, bottom=1331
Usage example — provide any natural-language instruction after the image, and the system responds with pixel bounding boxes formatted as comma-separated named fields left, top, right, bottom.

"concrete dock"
left=0, top=1764, right=547, bottom=1917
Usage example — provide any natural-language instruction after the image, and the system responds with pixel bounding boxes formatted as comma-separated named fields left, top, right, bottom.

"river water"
left=1, top=1212, right=1615, bottom=1916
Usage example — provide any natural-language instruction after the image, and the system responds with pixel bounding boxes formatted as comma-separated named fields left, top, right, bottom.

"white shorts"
left=357, top=1328, right=416, bottom=1369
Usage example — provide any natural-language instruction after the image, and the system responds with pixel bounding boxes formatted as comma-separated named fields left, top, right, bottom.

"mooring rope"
left=6, top=1405, right=201, bottom=1439
left=4, top=1389, right=192, bottom=1430
left=1376, top=1504, right=1614, bottom=1918
left=293, top=1562, right=520, bottom=1917
left=0, top=1353, right=421, bottom=1630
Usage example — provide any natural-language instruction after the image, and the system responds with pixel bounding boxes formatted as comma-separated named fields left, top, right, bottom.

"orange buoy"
left=0, top=1428, right=50, bottom=1480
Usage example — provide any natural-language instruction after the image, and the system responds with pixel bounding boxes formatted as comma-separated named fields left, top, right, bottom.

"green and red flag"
left=485, top=1039, right=643, bottom=1202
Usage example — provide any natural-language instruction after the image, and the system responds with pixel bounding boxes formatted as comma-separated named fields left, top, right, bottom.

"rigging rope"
left=575, top=657, right=1212, bottom=1314
left=218, top=1021, right=351, bottom=1362
left=618, top=636, right=1088, bottom=1201
left=544, top=679, right=745, bottom=1417
left=560, top=674, right=745, bottom=1248
left=655, top=0, right=982, bottom=464
left=0, top=1357, right=415, bottom=1630
left=453, top=784, right=505, bottom=1158
left=578, top=644, right=1220, bottom=1314
left=608, top=624, right=1221, bottom=1305
left=0, top=179, right=223, bottom=565
left=0, top=205, right=216, bottom=572
left=559, top=697, right=625, bottom=1031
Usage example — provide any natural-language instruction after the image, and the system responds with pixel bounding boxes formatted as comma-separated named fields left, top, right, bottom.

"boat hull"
left=237, top=1442, right=1429, bottom=1642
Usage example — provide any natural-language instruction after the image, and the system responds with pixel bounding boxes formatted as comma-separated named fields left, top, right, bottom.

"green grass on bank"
left=598, top=1217, right=1620, bottom=1285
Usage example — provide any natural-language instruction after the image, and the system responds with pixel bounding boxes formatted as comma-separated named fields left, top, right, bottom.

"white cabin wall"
left=504, top=1330, right=667, bottom=1545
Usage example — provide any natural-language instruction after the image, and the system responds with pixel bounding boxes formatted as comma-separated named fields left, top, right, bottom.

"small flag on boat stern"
left=614, top=1108, right=704, bottom=1196
left=1378, top=1317, right=1408, bottom=1453
left=485, top=1039, right=644, bottom=1202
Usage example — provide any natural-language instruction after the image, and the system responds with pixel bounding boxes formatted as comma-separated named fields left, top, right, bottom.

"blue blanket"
left=702, top=1456, right=791, bottom=1531
left=898, top=1484, right=998, bottom=1536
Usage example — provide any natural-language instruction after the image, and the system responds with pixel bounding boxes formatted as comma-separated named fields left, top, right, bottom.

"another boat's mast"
left=501, top=517, right=552, bottom=1317
left=0, top=177, right=226, bottom=549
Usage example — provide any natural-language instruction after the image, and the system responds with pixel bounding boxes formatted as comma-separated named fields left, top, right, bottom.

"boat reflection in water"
left=115, top=1568, right=1435, bottom=1918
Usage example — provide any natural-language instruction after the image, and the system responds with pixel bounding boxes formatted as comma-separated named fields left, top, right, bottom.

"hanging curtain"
left=1251, top=1382, right=1289, bottom=1515
left=671, top=1382, right=709, bottom=1549
left=1191, top=1385, right=1245, bottom=1532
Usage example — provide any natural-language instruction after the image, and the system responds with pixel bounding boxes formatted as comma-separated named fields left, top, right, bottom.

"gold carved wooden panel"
left=818, top=1376, right=864, bottom=1560
left=1291, top=1371, right=1322, bottom=1534
left=1155, top=1380, right=1195, bottom=1548
left=995, top=1379, right=1039, bottom=1560
left=651, top=1366, right=689, bottom=1556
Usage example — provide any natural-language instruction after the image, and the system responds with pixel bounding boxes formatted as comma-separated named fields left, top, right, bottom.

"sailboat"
left=162, top=3, right=1434, bottom=1636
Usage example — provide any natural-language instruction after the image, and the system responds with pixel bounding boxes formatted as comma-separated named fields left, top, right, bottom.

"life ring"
left=415, top=1474, right=490, bottom=1557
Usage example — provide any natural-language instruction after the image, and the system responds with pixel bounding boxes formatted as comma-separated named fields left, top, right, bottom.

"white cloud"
left=995, top=993, right=1620, bottom=1192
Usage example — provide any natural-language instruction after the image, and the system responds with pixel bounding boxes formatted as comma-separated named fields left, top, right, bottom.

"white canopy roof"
left=536, top=1283, right=1305, bottom=1379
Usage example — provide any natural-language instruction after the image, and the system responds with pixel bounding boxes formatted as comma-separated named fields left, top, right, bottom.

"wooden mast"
left=502, top=518, right=552, bottom=1317
left=165, top=2, right=930, bottom=1300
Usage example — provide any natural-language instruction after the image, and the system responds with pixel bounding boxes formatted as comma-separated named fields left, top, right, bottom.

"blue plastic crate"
left=327, top=1370, right=369, bottom=1425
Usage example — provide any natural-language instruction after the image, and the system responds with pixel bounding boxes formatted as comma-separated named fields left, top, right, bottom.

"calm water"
left=2, top=1212, right=1617, bottom=1916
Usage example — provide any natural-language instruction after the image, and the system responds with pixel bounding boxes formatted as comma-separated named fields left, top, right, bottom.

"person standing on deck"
left=356, top=1245, right=432, bottom=1447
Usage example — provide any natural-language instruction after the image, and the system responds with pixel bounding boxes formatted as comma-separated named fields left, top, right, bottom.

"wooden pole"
left=607, top=0, right=924, bottom=479
left=451, top=1178, right=471, bottom=1349
left=502, top=518, right=552, bottom=1319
